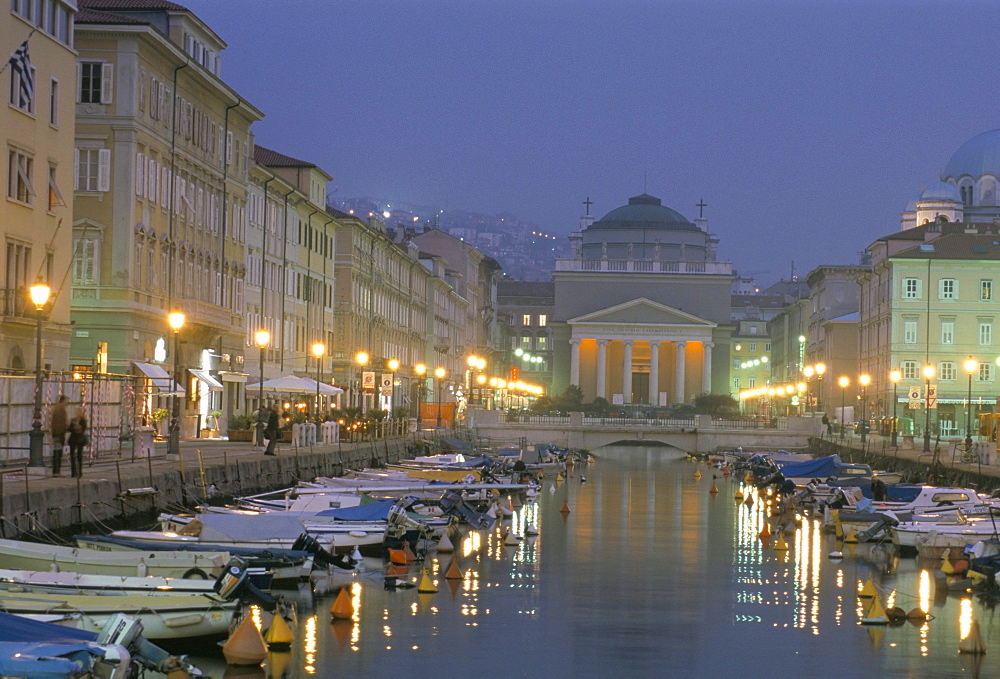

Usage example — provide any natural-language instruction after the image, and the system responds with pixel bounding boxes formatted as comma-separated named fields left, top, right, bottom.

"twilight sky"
left=186, top=0, right=1000, bottom=285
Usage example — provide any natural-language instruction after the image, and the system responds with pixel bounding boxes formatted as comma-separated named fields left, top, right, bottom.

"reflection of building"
left=1, top=2, right=77, bottom=372
left=70, top=1, right=263, bottom=429
left=861, top=129, right=1000, bottom=438
left=551, top=194, right=734, bottom=405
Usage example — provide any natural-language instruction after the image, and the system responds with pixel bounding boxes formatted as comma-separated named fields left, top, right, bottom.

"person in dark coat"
left=264, top=403, right=280, bottom=456
left=49, top=395, right=69, bottom=476
left=67, top=407, right=88, bottom=478
left=871, top=475, right=888, bottom=502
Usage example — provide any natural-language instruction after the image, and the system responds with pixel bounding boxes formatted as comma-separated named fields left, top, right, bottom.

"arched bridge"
left=468, top=412, right=820, bottom=454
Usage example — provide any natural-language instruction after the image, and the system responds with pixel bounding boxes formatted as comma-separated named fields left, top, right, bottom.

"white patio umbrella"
left=247, top=375, right=343, bottom=394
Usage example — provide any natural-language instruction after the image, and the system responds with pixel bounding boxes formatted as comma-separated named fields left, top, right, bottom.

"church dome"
left=919, top=181, right=961, bottom=202
left=588, top=194, right=697, bottom=231
left=943, top=129, right=1000, bottom=179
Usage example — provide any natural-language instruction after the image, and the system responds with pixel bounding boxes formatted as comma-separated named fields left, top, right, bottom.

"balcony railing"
left=554, top=259, right=732, bottom=275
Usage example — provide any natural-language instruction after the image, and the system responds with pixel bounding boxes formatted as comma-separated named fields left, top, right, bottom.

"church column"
left=622, top=341, right=633, bottom=404
left=649, top=341, right=660, bottom=405
left=702, top=342, right=714, bottom=395
left=570, top=340, right=581, bottom=386
left=596, top=340, right=608, bottom=399
left=674, top=341, right=686, bottom=403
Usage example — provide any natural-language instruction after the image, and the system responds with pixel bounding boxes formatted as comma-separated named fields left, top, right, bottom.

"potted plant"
left=150, top=408, right=169, bottom=438
left=226, top=413, right=255, bottom=442
left=208, top=410, right=222, bottom=437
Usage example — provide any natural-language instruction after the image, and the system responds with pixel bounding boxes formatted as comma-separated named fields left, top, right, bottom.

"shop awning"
left=189, top=369, right=223, bottom=391
left=134, top=361, right=185, bottom=395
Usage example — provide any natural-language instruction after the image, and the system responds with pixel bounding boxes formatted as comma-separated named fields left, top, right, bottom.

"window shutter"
left=97, top=149, right=111, bottom=192
left=226, top=131, right=233, bottom=165
left=73, top=148, right=80, bottom=190
left=75, top=62, right=82, bottom=102
left=135, top=152, right=145, bottom=196
left=100, top=63, right=114, bottom=104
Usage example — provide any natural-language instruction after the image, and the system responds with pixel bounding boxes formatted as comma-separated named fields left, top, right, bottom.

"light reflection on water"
left=187, top=446, right=1000, bottom=677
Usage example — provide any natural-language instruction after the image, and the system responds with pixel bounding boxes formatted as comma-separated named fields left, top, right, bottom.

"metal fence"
left=501, top=412, right=787, bottom=430
left=0, top=372, right=141, bottom=465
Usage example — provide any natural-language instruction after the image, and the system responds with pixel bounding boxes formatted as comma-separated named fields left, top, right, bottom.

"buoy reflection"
left=959, top=597, right=973, bottom=641
left=304, top=614, right=316, bottom=673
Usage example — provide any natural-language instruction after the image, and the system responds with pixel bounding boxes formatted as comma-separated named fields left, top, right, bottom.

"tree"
left=694, top=394, right=739, bottom=417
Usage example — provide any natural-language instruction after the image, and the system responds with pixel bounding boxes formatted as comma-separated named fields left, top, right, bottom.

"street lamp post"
left=355, top=351, right=369, bottom=412
left=923, top=364, right=935, bottom=453
left=312, top=343, right=325, bottom=425
left=859, top=374, right=871, bottom=439
left=964, top=357, right=976, bottom=454
left=889, top=369, right=901, bottom=448
left=803, top=365, right=814, bottom=413
left=414, top=364, right=426, bottom=428
left=27, top=280, right=51, bottom=469
left=167, top=311, right=185, bottom=457
left=387, top=359, right=400, bottom=414
left=815, top=362, right=826, bottom=414
left=838, top=376, right=849, bottom=440
left=254, top=330, right=270, bottom=447
left=434, top=367, right=446, bottom=428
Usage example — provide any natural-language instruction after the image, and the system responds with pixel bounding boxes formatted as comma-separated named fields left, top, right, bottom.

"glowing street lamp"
left=355, top=351, right=369, bottom=411
left=312, top=342, right=325, bottom=424
left=387, top=359, right=400, bottom=413
left=434, top=367, right=446, bottom=428
left=254, top=329, right=270, bottom=446
left=27, top=280, right=51, bottom=468
left=814, top=362, right=826, bottom=413
left=838, top=376, right=849, bottom=440
left=414, top=364, right=426, bottom=427
left=889, top=369, right=901, bottom=448
left=965, top=357, right=977, bottom=454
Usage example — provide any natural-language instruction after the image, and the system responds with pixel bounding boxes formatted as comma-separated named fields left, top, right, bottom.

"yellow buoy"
left=773, top=534, right=788, bottom=551
left=445, top=557, right=464, bottom=580
left=941, top=554, right=956, bottom=576
left=861, top=595, right=888, bottom=625
left=831, top=508, right=844, bottom=539
left=744, top=471, right=753, bottom=483
left=330, top=587, right=353, bottom=620
left=694, top=470, right=703, bottom=480
left=222, top=615, right=267, bottom=667
left=967, top=569, right=986, bottom=584
left=417, top=569, right=438, bottom=593
left=734, top=487, right=744, bottom=501
left=437, top=532, right=455, bottom=553
left=959, top=619, right=987, bottom=654
left=265, top=650, right=292, bottom=679
left=844, top=527, right=858, bottom=544
left=859, top=577, right=878, bottom=599
left=264, top=613, right=294, bottom=650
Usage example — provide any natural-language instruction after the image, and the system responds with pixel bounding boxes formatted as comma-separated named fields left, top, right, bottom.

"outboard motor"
left=291, top=533, right=351, bottom=571
left=440, top=489, right=496, bottom=530
left=213, top=556, right=277, bottom=610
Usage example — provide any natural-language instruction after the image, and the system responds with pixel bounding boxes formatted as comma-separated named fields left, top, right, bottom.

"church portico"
left=567, top=298, right=717, bottom=406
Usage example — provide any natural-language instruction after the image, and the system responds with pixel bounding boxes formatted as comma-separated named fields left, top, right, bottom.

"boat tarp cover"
left=195, top=513, right=309, bottom=541
left=316, top=499, right=396, bottom=521
left=439, top=438, right=474, bottom=452
left=0, top=612, right=104, bottom=677
left=777, top=454, right=842, bottom=479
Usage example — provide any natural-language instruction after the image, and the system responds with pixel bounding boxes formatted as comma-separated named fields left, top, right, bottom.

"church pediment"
left=568, top=297, right=716, bottom=327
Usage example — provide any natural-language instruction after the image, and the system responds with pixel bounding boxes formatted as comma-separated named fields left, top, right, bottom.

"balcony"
left=554, top=259, right=732, bottom=275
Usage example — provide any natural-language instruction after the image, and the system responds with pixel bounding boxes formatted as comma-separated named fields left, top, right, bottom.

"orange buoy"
left=222, top=615, right=267, bottom=667
left=445, top=557, right=464, bottom=580
left=744, top=494, right=754, bottom=507
left=709, top=481, right=719, bottom=494
left=388, top=548, right=408, bottom=565
left=759, top=521, right=772, bottom=538
left=402, top=541, right=418, bottom=563
left=330, top=587, right=353, bottom=620
left=560, top=499, right=571, bottom=514
left=264, top=613, right=294, bottom=650
left=386, top=563, right=409, bottom=578
left=722, top=467, right=730, bottom=478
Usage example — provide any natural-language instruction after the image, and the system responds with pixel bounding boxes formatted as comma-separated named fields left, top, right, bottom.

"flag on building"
left=9, top=39, right=33, bottom=108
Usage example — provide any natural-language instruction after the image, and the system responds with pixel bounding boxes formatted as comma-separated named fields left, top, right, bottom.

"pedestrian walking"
left=67, top=407, right=88, bottom=478
left=49, top=395, right=69, bottom=476
left=264, top=403, right=280, bottom=456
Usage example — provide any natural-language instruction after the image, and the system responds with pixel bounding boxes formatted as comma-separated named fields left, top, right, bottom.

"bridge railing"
left=497, top=412, right=788, bottom=431
left=710, top=417, right=787, bottom=430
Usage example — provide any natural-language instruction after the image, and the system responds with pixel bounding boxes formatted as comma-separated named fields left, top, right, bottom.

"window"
left=536, top=336, right=547, bottom=350
left=939, top=362, right=956, bottom=381
left=903, top=277, right=921, bottom=299
left=939, top=278, right=958, bottom=299
left=903, top=318, right=918, bottom=344
left=941, top=320, right=955, bottom=345
left=522, top=314, right=531, bottom=326
left=902, top=361, right=918, bottom=379
left=980, top=362, right=993, bottom=381
left=74, top=148, right=110, bottom=192
left=77, top=61, right=113, bottom=105
left=72, top=237, right=97, bottom=284
left=749, top=326, right=758, bottom=335
left=979, top=320, right=993, bottom=346
left=7, top=149, right=34, bottom=203
left=520, top=335, right=531, bottom=349
left=733, top=358, right=741, bottom=370
left=749, top=342, right=757, bottom=351
left=48, top=78, right=58, bottom=126
left=765, top=343, right=772, bottom=352
left=733, top=377, right=740, bottom=390
left=982, top=280, right=994, bottom=301
left=47, top=165, right=64, bottom=211
left=8, top=54, right=35, bottom=113
left=538, top=314, right=547, bottom=327
left=748, top=377, right=757, bottom=388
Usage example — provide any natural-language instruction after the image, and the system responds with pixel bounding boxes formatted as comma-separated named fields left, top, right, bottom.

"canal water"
left=190, top=445, right=1000, bottom=677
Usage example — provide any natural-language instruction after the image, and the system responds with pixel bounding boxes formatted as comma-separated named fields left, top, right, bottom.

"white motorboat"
left=891, top=512, right=1000, bottom=550
left=0, top=538, right=228, bottom=579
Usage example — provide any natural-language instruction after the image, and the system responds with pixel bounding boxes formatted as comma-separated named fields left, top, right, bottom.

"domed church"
left=550, top=193, right=735, bottom=406
left=901, top=128, right=1000, bottom=229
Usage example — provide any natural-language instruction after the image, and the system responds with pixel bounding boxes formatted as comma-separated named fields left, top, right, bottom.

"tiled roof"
left=497, top=280, right=555, bottom=298
left=254, top=144, right=316, bottom=168
left=80, top=0, right=189, bottom=10
left=76, top=7, right=150, bottom=23
left=894, top=231, right=1000, bottom=260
